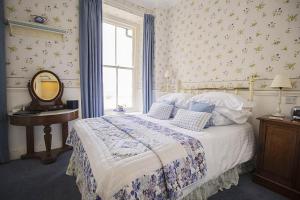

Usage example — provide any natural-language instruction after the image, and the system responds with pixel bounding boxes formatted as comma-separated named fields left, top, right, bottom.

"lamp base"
left=272, top=112, right=285, bottom=117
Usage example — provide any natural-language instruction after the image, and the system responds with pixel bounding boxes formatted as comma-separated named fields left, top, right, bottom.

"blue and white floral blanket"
left=67, top=115, right=207, bottom=200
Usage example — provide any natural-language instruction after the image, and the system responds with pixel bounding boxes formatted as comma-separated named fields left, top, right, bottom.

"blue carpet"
left=0, top=151, right=287, bottom=200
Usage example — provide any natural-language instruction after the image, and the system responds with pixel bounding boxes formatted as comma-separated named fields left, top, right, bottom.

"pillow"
left=189, top=101, right=215, bottom=128
left=157, top=93, right=192, bottom=108
left=214, top=107, right=251, bottom=124
left=212, top=111, right=235, bottom=126
left=161, top=100, right=178, bottom=118
left=189, top=101, right=215, bottom=113
left=171, top=109, right=212, bottom=132
left=190, top=92, right=247, bottom=111
left=147, top=102, right=174, bottom=120
left=170, top=106, right=179, bottom=118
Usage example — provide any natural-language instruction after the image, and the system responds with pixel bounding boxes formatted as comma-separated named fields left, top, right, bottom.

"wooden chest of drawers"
left=254, top=116, right=300, bottom=199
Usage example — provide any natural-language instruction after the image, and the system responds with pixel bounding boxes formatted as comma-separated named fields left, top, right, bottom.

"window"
left=103, top=21, right=137, bottom=111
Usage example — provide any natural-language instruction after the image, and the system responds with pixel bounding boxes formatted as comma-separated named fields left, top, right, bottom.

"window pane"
left=103, top=67, right=116, bottom=109
left=103, top=23, right=115, bottom=66
left=116, top=27, right=133, bottom=68
left=118, top=69, right=133, bottom=108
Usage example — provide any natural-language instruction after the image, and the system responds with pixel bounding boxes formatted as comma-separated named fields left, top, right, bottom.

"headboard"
left=176, top=75, right=257, bottom=102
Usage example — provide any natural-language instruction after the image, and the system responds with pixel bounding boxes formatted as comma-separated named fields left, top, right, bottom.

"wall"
left=5, top=0, right=146, bottom=160
left=154, top=0, right=300, bottom=88
left=154, top=0, right=300, bottom=133
left=5, top=0, right=80, bottom=160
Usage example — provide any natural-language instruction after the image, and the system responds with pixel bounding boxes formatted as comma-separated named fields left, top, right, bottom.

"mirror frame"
left=28, top=70, right=64, bottom=111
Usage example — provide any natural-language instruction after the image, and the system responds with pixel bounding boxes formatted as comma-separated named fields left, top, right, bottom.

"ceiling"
left=126, top=0, right=179, bottom=9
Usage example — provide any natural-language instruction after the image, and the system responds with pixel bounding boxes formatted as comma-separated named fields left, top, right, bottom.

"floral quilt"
left=66, top=115, right=207, bottom=200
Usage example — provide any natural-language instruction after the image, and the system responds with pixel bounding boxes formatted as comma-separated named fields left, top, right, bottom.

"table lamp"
left=270, top=75, right=292, bottom=117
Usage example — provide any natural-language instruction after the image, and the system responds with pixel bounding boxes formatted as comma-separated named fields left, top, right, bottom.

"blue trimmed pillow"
left=171, top=109, right=212, bottom=132
left=147, top=102, right=174, bottom=120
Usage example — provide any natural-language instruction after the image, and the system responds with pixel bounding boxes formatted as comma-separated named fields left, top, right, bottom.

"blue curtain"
left=142, top=14, right=155, bottom=113
left=79, top=0, right=104, bottom=118
left=0, top=0, right=9, bottom=163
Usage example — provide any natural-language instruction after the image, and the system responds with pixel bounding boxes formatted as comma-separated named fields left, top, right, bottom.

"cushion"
left=147, top=102, right=174, bottom=120
left=171, top=109, right=212, bottom=131
left=161, top=100, right=178, bottom=118
left=189, top=101, right=215, bottom=128
left=189, top=101, right=215, bottom=113
left=170, top=106, right=179, bottom=118
left=190, top=92, right=248, bottom=111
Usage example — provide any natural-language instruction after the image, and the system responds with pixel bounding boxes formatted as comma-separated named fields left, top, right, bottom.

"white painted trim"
left=104, top=0, right=153, bottom=16
left=254, top=91, right=300, bottom=97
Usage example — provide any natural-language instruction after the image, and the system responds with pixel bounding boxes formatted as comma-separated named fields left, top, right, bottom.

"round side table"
left=9, top=109, right=78, bottom=164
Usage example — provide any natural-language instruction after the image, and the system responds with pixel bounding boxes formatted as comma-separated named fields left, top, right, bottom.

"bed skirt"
left=182, top=161, right=253, bottom=200
left=66, top=149, right=253, bottom=200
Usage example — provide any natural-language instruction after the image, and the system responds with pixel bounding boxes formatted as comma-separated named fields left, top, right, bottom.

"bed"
left=66, top=113, right=254, bottom=200
left=66, top=77, right=256, bottom=200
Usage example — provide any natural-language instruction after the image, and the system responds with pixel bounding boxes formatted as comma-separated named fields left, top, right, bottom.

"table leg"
left=21, top=126, right=34, bottom=159
left=62, top=122, right=68, bottom=148
left=43, top=125, right=52, bottom=157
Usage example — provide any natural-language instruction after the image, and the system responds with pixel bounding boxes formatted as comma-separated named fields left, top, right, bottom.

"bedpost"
left=248, top=75, right=256, bottom=102
left=176, top=80, right=181, bottom=92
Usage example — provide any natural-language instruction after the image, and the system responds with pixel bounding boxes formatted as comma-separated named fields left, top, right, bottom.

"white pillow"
left=212, top=111, right=234, bottom=126
left=171, top=109, right=212, bottom=131
left=214, top=107, right=251, bottom=124
left=190, top=92, right=247, bottom=111
left=157, top=93, right=192, bottom=108
left=147, top=102, right=174, bottom=120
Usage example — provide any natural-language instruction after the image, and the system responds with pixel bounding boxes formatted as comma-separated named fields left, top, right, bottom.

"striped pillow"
left=147, top=102, right=174, bottom=120
left=171, top=109, right=212, bottom=131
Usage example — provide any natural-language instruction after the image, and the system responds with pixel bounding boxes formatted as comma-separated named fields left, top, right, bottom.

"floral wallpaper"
left=154, top=0, right=300, bottom=91
left=5, top=0, right=80, bottom=88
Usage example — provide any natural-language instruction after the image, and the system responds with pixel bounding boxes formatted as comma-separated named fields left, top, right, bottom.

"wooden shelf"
left=6, top=19, right=66, bottom=40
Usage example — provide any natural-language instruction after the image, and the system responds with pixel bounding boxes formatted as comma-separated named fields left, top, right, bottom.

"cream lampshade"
left=270, top=75, right=292, bottom=88
left=270, top=75, right=292, bottom=117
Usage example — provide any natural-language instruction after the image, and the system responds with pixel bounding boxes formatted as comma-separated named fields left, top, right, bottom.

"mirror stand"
left=27, top=70, right=64, bottom=111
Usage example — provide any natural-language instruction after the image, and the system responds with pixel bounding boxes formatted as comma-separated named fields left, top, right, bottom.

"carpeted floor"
left=0, top=151, right=288, bottom=200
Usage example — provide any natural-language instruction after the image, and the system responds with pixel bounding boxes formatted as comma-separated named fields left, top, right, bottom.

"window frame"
left=103, top=17, right=140, bottom=113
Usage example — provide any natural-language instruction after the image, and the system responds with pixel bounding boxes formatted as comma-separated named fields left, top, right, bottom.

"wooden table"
left=9, top=109, right=79, bottom=164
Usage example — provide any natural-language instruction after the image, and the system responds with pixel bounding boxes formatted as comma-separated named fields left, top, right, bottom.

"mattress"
left=67, top=114, right=255, bottom=200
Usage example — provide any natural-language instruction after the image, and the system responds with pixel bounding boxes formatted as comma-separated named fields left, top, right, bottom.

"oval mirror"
left=32, top=71, right=61, bottom=101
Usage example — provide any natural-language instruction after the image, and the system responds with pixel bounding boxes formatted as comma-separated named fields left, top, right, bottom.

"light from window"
left=103, top=23, right=115, bottom=66
left=103, top=22, right=134, bottom=111
left=103, top=67, right=116, bottom=109
left=116, top=27, right=133, bottom=68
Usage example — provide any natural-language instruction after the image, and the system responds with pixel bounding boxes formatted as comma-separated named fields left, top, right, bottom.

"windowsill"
left=104, top=109, right=142, bottom=116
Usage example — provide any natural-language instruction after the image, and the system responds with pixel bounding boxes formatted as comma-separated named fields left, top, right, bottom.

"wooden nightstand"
left=254, top=116, right=300, bottom=199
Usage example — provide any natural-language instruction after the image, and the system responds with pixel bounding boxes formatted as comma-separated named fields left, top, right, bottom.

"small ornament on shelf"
left=31, top=15, right=48, bottom=24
